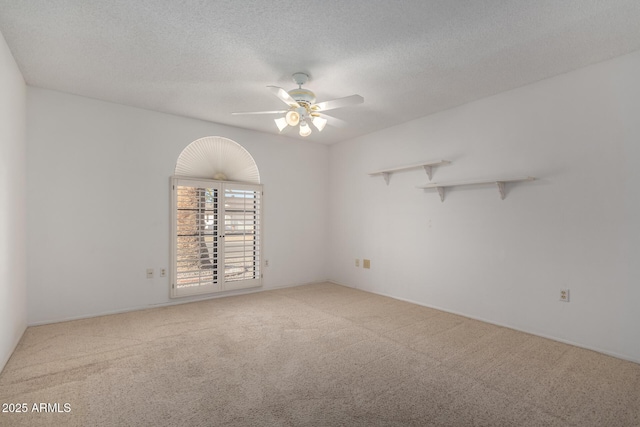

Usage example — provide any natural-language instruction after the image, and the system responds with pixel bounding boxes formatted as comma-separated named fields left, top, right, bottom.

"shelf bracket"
left=418, top=176, right=534, bottom=202
left=496, top=181, right=506, bottom=200
left=369, top=160, right=450, bottom=185
left=382, top=172, right=391, bottom=185
left=423, top=165, right=433, bottom=181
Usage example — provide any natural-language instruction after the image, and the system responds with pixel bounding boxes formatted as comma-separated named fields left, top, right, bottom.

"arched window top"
left=175, top=136, right=260, bottom=184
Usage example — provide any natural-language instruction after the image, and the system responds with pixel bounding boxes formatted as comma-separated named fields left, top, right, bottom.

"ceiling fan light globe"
left=285, top=110, right=300, bottom=126
left=299, top=121, right=312, bottom=137
left=274, top=117, right=288, bottom=131
left=312, top=116, right=328, bottom=132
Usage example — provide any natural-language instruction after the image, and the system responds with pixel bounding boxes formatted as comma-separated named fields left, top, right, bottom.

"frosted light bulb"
left=285, top=110, right=300, bottom=126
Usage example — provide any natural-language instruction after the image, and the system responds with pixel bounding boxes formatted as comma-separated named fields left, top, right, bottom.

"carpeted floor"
left=0, top=282, right=638, bottom=426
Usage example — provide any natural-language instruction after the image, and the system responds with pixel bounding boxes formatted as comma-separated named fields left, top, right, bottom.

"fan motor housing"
left=288, top=88, right=316, bottom=106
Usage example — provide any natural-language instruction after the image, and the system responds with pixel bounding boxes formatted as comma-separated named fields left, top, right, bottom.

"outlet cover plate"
left=560, top=289, right=570, bottom=302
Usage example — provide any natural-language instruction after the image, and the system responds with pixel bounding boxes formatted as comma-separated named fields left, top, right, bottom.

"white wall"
left=26, top=88, right=329, bottom=324
left=0, top=31, right=27, bottom=372
left=329, top=50, right=640, bottom=362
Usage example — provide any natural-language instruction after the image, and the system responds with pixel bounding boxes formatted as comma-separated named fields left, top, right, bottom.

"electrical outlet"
left=160, top=268, right=167, bottom=277
left=146, top=268, right=154, bottom=279
left=363, top=259, right=371, bottom=269
left=560, top=289, right=570, bottom=302
left=355, top=259, right=360, bottom=267
left=265, top=259, right=269, bottom=267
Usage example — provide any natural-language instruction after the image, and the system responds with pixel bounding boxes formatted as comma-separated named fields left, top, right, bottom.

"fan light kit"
left=232, top=72, right=364, bottom=137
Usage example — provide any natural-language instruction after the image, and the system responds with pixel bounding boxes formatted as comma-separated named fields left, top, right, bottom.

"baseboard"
left=0, top=324, right=27, bottom=374
left=27, top=280, right=330, bottom=327
left=326, top=281, right=640, bottom=365
left=26, top=279, right=637, bottom=365
left=327, top=279, right=356, bottom=289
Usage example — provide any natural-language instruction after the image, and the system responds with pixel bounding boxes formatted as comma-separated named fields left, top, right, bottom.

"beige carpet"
left=0, top=282, right=638, bottom=426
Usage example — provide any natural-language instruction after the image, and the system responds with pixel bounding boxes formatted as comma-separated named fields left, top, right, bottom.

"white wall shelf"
left=369, top=159, right=451, bottom=185
left=417, top=176, right=535, bottom=202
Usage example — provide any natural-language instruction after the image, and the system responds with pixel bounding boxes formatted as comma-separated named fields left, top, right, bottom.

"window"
left=171, top=177, right=262, bottom=298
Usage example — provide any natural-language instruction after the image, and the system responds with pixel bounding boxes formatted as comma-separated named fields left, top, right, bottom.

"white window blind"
left=171, top=178, right=262, bottom=298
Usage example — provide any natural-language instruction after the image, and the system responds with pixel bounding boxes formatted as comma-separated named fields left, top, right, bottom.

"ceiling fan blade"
left=232, top=110, right=288, bottom=115
left=314, top=94, right=363, bottom=112
left=267, top=86, right=300, bottom=108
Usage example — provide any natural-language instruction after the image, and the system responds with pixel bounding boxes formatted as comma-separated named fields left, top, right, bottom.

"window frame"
left=170, top=176, right=263, bottom=298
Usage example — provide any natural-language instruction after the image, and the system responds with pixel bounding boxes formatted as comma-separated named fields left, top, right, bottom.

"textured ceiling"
left=2, top=1, right=640, bottom=144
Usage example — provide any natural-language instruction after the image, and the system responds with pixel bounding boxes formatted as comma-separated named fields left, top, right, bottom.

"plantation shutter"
left=222, top=183, right=262, bottom=290
left=171, top=177, right=262, bottom=298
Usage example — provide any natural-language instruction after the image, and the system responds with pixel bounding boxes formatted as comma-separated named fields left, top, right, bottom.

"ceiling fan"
left=232, top=72, right=364, bottom=137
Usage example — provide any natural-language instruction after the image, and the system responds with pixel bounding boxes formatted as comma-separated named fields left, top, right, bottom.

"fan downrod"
left=292, top=72, right=309, bottom=88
